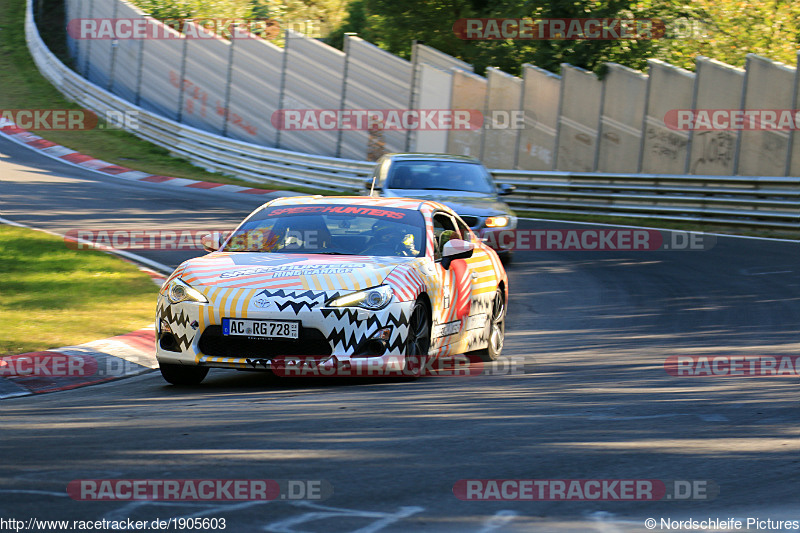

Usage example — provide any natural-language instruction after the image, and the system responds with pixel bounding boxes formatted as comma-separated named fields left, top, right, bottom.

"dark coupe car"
left=364, top=153, right=517, bottom=263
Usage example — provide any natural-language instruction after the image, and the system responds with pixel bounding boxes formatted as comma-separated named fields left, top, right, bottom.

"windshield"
left=222, top=204, right=426, bottom=257
left=387, top=160, right=495, bottom=194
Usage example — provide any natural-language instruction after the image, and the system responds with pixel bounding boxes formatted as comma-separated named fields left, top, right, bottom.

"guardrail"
left=24, top=0, right=800, bottom=229
left=494, top=170, right=800, bottom=228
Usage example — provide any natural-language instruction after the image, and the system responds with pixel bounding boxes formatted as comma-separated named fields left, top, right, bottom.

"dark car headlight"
left=327, top=285, right=393, bottom=310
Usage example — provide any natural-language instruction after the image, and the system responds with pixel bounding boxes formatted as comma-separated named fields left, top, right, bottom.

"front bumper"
left=155, top=294, right=415, bottom=371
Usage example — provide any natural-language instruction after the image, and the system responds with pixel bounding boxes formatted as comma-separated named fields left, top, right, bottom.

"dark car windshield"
left=222, top=204, right=426, bottom=257
left=387, top=161, right=495, bottom=194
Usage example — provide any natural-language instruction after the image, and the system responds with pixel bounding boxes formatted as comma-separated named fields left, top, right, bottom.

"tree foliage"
left=127, top=0, right=800, bottom=74
left=330, top=0, right=800, bottom=75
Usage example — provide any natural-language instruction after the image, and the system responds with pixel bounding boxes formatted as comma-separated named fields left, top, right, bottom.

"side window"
left=453, top=216, right=474, bottom=242
left=432, top=213, right=459, bottom=261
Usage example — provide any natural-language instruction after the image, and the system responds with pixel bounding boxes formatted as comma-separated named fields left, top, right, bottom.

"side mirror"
left=498, top=183, right=516, bottom=196
left=441, top=239, right=474, bottom=269
left=200, top=232, right=224, bottom=252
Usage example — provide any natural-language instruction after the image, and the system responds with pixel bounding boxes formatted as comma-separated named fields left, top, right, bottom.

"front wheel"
left=159, top=362, right=209, bottom=386
left=404, top=300, right=431, bottom=378
left=477, top=289, right=505, bottom=362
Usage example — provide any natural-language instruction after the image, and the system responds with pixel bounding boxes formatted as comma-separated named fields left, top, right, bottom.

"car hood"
left=386, top=189, right=512, bottom=216
left=177, top=252, right=418, bottom=293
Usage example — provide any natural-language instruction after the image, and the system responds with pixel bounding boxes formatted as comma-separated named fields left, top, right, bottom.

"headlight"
left=485, top=216, right=510, bottom=228
left=164, top=278, right=208, bottom=304
left=327, top=285, right=393, bottom=310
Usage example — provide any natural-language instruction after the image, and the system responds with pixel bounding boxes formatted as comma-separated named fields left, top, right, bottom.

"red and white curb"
left=0, top=121, right=278, bottom=196
left=0, top=326, right=158, bottom=398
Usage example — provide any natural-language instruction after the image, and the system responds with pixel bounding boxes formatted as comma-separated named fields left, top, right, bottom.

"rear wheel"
left=477, top=289, right=505, bottom=362
left=404, top=300, right=431, bottom=378
left=159, top=363, right=209, bottom=386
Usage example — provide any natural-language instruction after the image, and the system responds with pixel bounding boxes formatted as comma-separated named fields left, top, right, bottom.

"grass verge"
left=0, top=225, right=159, bottom=355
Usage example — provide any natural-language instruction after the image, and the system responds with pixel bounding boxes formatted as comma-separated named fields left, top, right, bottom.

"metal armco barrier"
left=24, top=0, right=800, bottom=229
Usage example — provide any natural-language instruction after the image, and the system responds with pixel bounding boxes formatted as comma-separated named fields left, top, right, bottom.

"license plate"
left=222, top=318, right=299, bottom=339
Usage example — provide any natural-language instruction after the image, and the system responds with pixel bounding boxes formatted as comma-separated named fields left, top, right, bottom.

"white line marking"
left=587, top=511, right=626, bottom=533
left=0, top=489, right=68, bottom=497
left=103, top=500, right=270, bottom=521
left=477, top=510, right=519, bottom=532
left=263, top=501, right=424, bottom=533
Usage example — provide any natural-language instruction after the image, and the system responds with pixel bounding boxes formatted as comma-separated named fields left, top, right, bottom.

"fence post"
left=335, top=33, right=356, bottom=158
left=685, top=57, right=701, bottom=174
left=479, top=71, right=491, bottom=162
left=106, top=0, right=119, bottom=91
left=175, top=22, right=190, bottom=124
left=82, top=0, right=94, bottom=77
left=593, top=70, right=605, bottom=172
left=220, top=27, right=237, bottom=138
left=732, top=55, right=751, bottom=176
left=275, top=29, right=290, bottom=149
left=134, top=32, right=145, bottom=106
left=405, top=40, right=420, bottom=152
left=636, top=61, right=653, bottom=173
left=785, top=51, right=800, bottom=176
left=551, top=63, right=566, bottom=171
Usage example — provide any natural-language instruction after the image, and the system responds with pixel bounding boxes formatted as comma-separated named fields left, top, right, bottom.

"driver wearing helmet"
left=362, top=221, right=418, bottom=256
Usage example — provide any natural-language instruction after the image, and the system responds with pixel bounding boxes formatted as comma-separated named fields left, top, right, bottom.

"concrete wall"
left=640, top=60, right=695, bottom=174
left=556, top=64, right=602, bottom=172
left=737, top=54, right=795, bottom=177
left=597, top=64, right=647, bottom=173
left=516, top=64, right=560, bottom=171
left=688, top=58, right=744, bottom=175
left=481, top=68, right=522, bottom=169
left=66, top=0, right=800, bottom=177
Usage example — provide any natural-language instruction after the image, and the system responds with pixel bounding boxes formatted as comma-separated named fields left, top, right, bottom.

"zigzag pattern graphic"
left=158, top=303, right=195, bottom=351
left=254, top=288, right=341, bottom=314
left=159, top=303, right=192, bottom=329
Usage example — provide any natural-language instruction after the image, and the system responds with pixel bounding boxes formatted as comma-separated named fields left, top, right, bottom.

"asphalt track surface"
left=1, top=134, right=800, bottom=532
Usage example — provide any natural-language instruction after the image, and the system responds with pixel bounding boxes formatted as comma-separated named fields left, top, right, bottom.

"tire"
left=159, top=362, right=209, bottom=386
left=477, top=288, right=505, bottom=362
left=404, top=300, right=431, bottom=379
left=499, top=251, right=513, bottom=265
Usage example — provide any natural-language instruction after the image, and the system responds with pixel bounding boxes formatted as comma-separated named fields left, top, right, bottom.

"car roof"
left=382, top=153, right=485, bottom=164
left=263, top=195, right=454, bottom=214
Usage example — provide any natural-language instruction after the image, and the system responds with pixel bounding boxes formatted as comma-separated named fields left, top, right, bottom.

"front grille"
left=198, top=325, right=332, bottom=358
left=460, top=216, right=480, bottom=228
